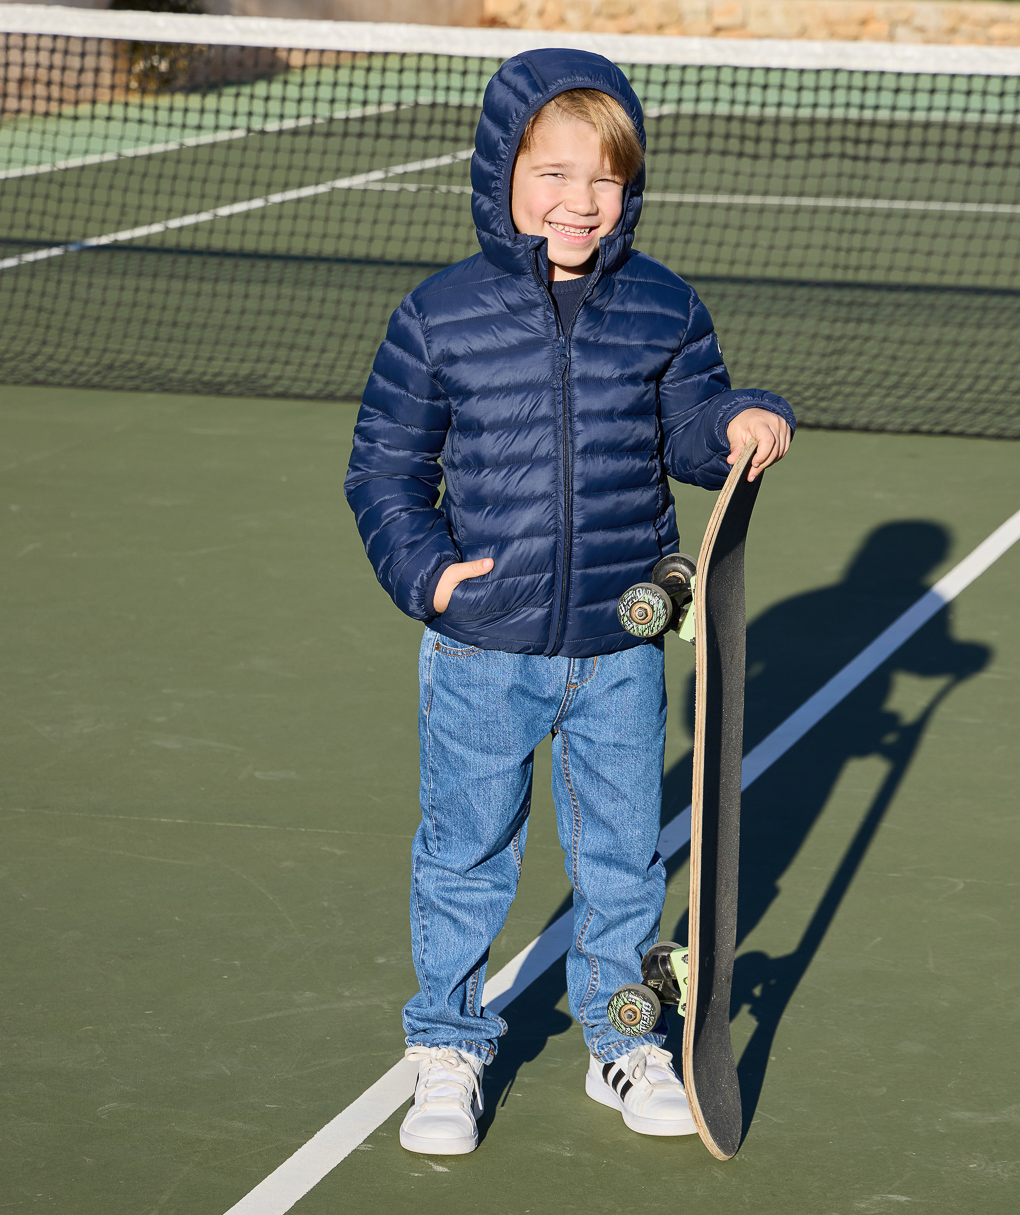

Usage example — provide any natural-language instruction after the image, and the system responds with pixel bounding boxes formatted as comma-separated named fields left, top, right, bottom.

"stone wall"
left=482, top=0, right=1020, bottom=44
left=203, top=0, right=483, bottom=24
left=4, top=0, right=1017, bottom=43
left=1, top=0, right=486, bottom=25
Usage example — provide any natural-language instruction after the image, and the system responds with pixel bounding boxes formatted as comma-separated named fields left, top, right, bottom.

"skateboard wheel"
left=640, top=941, right=682, bottom=980
left=607, top=983, right=661, bottom=1036
left=617, top=582, right=672, bottom=638
left=651, top=553, right=697, bottom=605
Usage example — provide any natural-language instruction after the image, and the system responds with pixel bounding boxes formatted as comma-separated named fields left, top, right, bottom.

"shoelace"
left=405, top=1046, right=481, bottom=1110
left=625, top=1044, right=680, bottom=1089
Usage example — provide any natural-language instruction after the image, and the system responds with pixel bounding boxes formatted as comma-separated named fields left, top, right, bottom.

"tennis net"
left=1, top=6, right=1018, bottom=437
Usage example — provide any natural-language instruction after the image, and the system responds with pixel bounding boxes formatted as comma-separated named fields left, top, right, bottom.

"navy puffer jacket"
left=345, top=49, right=794, bottom=658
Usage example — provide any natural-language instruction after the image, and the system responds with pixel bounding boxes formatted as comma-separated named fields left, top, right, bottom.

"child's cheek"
left=532, top=181, right=559, bottom=218
left=604, top=188, right=624, bottom=231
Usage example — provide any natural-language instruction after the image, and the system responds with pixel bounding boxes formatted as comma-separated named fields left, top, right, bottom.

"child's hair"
left=517, top=88, right=644, bottom=184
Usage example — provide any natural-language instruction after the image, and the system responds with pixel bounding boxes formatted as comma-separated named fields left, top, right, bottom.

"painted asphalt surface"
left=2, top=387, right=1018, bottom=1213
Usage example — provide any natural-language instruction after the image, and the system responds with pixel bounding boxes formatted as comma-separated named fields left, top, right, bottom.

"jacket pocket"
left=440, top=570, right=545, bottom=624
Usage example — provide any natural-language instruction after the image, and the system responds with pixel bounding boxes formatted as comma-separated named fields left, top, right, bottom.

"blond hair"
left=517, top=89, right=644, bottom=184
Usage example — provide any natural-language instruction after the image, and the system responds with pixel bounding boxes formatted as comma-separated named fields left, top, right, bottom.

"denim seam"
left=414, top=636, right=439, bottom=1006
left=576, top=904, right=600, bottom=1026
left=408, top=1035, right=497, bottom=1065
left=461, top=1037, right=498, bottom=1064
left=422, top=633, right=437, bottom=722
left=550, top=660, right=578, bottom=731
left=560, top=734, right=581, bottom=886
left=560, top=732, right=601, bottom=1025
left=567, top=656, right=599, bottom=690
left=434, top=642, right=481, bottom=656
left=410, top=862, right=433, bottom=1007
left=510, top=815, right=527, bottom=878
left=467, top=964, right=481, bottom=1017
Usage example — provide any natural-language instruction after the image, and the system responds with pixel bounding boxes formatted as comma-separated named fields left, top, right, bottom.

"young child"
left=345, top=49, right=794, bottom=1155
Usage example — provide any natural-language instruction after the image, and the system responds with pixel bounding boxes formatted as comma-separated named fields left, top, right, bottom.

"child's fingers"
left=754, top=426, right=783, bottom=464
left=726, top=411, right=792, bottom=477
left=746, top=419, right=792, bottom=480
left=459, top=557, right=494, bottom=581
left=750, top=429, right=775, bottom=466
left=433, top=558, right=494, bottom=614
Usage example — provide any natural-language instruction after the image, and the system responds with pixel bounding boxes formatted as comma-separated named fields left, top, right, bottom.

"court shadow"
left=480, top=520, right=988, bottom=1140
left=663, top=518, right=990, bottom=1138
left=477, top=906, right=575, bottom=1141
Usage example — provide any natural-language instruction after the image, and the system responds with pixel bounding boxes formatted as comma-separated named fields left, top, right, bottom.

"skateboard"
left=609, top=438, right=762, bottom=1160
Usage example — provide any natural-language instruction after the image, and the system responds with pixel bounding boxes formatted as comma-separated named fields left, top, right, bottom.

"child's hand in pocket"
left=433, top=558, right=494, bottom=614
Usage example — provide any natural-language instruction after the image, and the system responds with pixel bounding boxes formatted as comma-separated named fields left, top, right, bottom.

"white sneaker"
left=399, top=1046, right=484, bottom=1155
left=586, top=1045, right=698, bottom=1136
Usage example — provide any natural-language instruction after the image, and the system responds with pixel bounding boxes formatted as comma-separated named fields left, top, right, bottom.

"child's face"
left=510, top=114, right=625, bottom=282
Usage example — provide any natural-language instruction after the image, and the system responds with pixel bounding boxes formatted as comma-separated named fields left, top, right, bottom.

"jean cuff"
left=405, top=1037, right=496, bottom=1067
left=589, top=1032, right=668, bottom=1064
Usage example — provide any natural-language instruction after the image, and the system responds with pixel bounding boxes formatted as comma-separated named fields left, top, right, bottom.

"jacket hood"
left=470, top=48, right=646, bottom=277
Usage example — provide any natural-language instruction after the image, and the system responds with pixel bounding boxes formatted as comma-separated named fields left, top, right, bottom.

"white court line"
left=640, top=102, right=1020, bottom=126
left=221, top=506, right=1020, bottom=1215
left=0, top=103, right=403, bottom=181
left=0, top=147, right=474, bottom=272
left=302, top=180, right=1018, bottom=217
left=644, top=191, right=1020, bottom=216
left=5, top=159, right=1011, bottom=275
left=1, top=94, right=1006, bottom=184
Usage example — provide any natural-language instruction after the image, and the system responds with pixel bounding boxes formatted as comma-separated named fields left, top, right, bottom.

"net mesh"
left=1, top=20, right=1018, bottom=438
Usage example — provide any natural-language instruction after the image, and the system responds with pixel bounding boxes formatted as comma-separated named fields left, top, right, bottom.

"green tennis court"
left=2, top=382, right=1017, bottom=1213
left=3, top=12, right=1019, bottom=1211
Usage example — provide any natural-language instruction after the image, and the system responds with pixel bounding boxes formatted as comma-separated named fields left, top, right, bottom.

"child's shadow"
left=483, top=520, right=989, bottom=1138
left=663, top=519, right=989, bottom=1136
left=477, top=965, right=574, bottom=1141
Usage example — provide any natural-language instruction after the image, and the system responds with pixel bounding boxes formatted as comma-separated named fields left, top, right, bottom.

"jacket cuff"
left=712, top=391, right=796, bottom=449
left=424, top=560, right=457, bottom=619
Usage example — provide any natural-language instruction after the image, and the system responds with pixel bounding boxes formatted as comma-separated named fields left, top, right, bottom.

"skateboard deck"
left=607, top=438, right=762, bottom=1156
left=681, top=437, right=761, bottom=1160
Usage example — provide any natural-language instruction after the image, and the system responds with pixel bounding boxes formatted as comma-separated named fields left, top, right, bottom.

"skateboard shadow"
left=480, top=520, right=988, bottom=1139
left=662, top=519, right=990, bottom=1140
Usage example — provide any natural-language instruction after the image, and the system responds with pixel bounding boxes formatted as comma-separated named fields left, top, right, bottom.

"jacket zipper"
left=545, top=252, right=604, bottom=655
left=551, top=330, right=571, bottom=654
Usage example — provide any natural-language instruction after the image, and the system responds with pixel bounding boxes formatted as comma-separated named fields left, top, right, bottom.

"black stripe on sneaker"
left=619, top=1080, right=633, bottom=1100
left=611, top=1067, right=626, bottom=1093
left=602, top=1062, right=614, bottom=1084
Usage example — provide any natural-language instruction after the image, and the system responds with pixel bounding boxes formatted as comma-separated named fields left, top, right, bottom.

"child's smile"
left=510, top=114, right=624, bottom=282
left=548, top=221, right=599, bottom=242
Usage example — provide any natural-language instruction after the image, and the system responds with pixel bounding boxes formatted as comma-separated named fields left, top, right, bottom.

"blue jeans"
left=403, top=628, right=668, bottom=1064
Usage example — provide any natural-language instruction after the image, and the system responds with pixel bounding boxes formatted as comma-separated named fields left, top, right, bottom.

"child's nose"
left=564, top=186, right=599, bottom=215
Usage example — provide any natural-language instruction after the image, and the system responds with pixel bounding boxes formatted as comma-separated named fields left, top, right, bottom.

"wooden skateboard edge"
left=681, top=438, right=757, bottom=1162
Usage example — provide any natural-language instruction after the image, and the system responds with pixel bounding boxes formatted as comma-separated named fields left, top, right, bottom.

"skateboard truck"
left=617, top=553, right=697, bottom=642
left=607, top=941, right=690, bottom=1037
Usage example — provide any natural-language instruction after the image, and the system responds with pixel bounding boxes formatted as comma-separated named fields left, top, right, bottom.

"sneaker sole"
left=399, top=1126, right=478, bottom=1155
left=585, top=1072, right=699, bottom=1137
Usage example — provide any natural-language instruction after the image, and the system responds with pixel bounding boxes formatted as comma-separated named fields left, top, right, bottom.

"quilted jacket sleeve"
left=659, top=286, right=795, bottom=489
left=344, top=295, right=461, bottom=621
